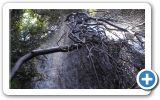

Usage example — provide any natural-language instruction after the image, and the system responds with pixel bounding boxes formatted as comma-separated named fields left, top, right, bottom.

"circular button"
left=136, top=69, right=158, bottom=90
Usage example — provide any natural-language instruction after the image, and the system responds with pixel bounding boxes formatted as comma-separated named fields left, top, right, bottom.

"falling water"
left=30, top=10, right=145, bottom=89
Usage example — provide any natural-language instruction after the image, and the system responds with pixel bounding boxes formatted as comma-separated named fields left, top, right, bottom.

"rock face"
left=31, top=10, right=145, bottom=89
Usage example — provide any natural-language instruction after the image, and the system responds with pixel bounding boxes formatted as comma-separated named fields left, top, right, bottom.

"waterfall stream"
left=29, top=10, right=145, bottom=89
left=30, top=16, right=85, bottom=88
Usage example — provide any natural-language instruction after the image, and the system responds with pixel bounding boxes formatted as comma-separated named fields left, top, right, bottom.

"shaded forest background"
left=10, top=9, right=145, bottom=89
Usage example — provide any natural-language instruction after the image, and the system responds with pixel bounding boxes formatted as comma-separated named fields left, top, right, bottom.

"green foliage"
left=10, top=78, right=21, bottom=89
left=88, top=9, right=97, bottom=16
left=10, top=9, right=48, bottom=88
left=19, top=9, right=47, bottom=40
left=10, top=9, right=84, bottom=88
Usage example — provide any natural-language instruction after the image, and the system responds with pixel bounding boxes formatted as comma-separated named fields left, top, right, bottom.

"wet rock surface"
left=30, top=10, right=145, bottom=89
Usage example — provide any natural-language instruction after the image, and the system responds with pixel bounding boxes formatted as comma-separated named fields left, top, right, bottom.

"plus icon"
left=136, top=69, right=158, bottom=90
left=141, top=73, right=153, bottom=85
